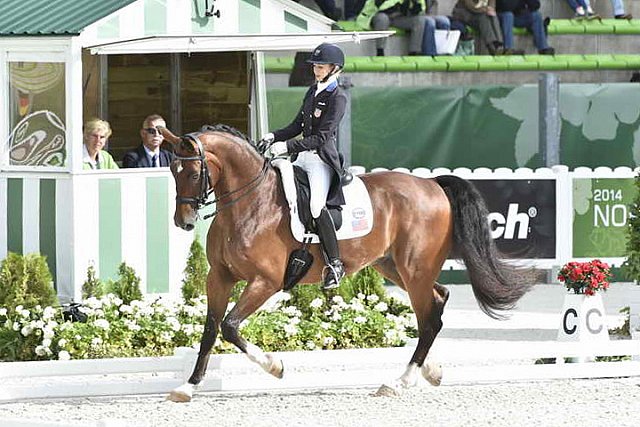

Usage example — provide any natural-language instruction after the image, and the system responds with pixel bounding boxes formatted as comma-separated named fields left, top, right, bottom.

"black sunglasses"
left=144, top=127, right=161, bottom=136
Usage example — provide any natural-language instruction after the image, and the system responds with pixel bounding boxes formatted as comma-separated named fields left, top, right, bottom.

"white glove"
left=266, top=141, right=288, bottom=158
left=261, top=133, right=274, bottom=144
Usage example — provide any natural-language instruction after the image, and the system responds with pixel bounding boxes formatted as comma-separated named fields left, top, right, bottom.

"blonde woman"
left=82, top=118, right=118, bottom=170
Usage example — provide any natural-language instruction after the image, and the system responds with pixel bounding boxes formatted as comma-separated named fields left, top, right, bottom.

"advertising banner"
left=573, top=178, right=636, bottom=258
left=472, top=179, right=556, bottom=259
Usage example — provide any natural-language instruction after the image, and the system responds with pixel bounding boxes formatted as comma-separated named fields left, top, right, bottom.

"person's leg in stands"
left=345, top=0, right=366, bottom=20
left=371, top=12, right=391, bottom=56
left=392, top=15, right=428, bottom=56
left=515, top=10, right=554, bottom=54
left=314, top=0, right=341, bottom=20
left=498, top=11, right=515, bottom=49
left=421, top=16, right=439, bottom=55
left=611, top=0, right=632, bottom=18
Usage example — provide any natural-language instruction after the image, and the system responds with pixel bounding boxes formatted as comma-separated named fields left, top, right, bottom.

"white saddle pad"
left=272, top=158, right=374, bottom=243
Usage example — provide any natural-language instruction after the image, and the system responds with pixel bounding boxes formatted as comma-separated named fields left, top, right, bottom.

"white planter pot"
left=557, top=293, right=609, bottom=343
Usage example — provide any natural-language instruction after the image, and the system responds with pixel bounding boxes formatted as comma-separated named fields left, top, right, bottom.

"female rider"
left=262, top=43, right=347, bottom=290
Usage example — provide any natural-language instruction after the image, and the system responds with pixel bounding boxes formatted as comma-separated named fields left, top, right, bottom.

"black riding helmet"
left=307, top=43, right=345, bottom=68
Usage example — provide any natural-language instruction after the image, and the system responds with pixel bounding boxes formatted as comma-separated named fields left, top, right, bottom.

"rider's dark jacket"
left=272, top=80, right=347, bottom=208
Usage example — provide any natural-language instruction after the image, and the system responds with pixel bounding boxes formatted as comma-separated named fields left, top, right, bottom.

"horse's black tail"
left=435, top=175, right=535, bottom=320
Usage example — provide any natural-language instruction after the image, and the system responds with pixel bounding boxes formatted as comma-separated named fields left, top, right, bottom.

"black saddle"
left=293, top=165, right=342, bottom=232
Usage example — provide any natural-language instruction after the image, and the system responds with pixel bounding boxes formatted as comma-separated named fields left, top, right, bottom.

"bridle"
left=173, top=132, right=269, bottom=220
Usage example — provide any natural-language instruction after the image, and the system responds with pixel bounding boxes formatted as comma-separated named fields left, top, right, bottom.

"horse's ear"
left=158, top=126, right=181, bottom=145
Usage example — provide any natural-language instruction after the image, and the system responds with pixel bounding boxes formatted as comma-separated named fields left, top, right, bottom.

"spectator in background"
left=452, top=0, right=520, bottom=55
left=610, top=0, right=632, bottom=19
left=497, top=0, right=555, bottom=55
left=357, top=0, right=451, bottom=57
left=565, top=0, right=597, bottom=18
left=82, top=118, right=119, bottom=170
left=581, top=0, right=632, bottom=19
left=345, top=0, right=367, bottom=19
left=293, top=0, right=342, bottom=20
left=122, top=114, right=174, bottom=168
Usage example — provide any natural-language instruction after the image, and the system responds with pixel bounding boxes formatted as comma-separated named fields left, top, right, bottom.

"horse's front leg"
left=167, top=268, right=234, bottom=403
left=221, top=277, right=283, bottom=378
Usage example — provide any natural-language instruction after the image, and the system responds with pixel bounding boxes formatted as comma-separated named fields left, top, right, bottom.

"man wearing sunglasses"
left=122, top=114, right=174, bottom=168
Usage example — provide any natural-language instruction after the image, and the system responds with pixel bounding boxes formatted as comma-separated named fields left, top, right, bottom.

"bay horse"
left=160, top=124, right=534, bottom=401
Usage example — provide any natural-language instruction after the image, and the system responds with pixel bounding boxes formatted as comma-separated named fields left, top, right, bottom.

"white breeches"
left=293, top=151, right=332, bottom=219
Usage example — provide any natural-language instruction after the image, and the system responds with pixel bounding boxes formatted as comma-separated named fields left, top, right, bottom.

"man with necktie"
left=122, top=114, right=174, bottom=168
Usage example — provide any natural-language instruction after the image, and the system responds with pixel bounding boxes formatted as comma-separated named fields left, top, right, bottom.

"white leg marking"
left=374, top=363, right=420, bottom=397
left=246, top=342, right=283, bottom=378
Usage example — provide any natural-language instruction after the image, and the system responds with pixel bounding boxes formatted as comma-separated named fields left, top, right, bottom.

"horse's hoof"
left=166, top=390, right=192, bottom=403
left=422, top=361, right=443, bottom=386
left=166, top=383, right=194, bottom=402
left=271, top=359, right=284, bottom=379
left=373, top=384, right=400, bottom=397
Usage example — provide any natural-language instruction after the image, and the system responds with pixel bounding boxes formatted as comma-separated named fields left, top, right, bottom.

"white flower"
left=350, top=300, right=365, bottom=312
left=357, top=293, right=366, bottom=300
left=42, top=306, right=56, bottom=320
left=374, top=302, right=388, bottom=312
left=354, top=316, right=367, bottom=324
left=94, top=319, right=110, bottom=330
left=12, top=322, right=20, bottom=331
left=35, top=345, right=47, bottom=356
left=0, top=308, right=8, bottom=316
left=280, top=292, right=292, bottom=301
left=310, top=298, right=324, bottom=309
left=320, top=322, right=330, bottom=330
left=366, top=294, right=380, bottom=303
left=282, top=306, right=301, bottom=317
left=58, top=338, right=67, bottom=347
left=124, top=320, right=141, bottom=331
left=283, top=323, right=298, bottom=336
left=43, top=327, right=55, bottom=339
left=42, top=338, right=52, bottom=348
left=85, top=297, right=102, bottom=309
left=119, top=305, right=133, bottom=314
left=323, top=336, right=336, bottom=346
left=20, top=325, right=33, bottom=337
left=166, top=317, right=181, bottom=332
left=289, top=317, right=301, bottom=325
left=58, top=350, right=71, bottom=361
left=330, top=312, right=341, bottom=322
left=20, top=309, right=30, bottom=318
left=91, top=337, right=103, bottom=346
left=306, top=341, right=316, bottom=350
left=182, top=324, right=195, bottom=336
left=331, top=295, right=344, bottom=305
left=160, top=331, right=173, bottom=341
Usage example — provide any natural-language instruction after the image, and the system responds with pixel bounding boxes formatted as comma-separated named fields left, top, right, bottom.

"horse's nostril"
left=183, top=223, right=194, bottom=231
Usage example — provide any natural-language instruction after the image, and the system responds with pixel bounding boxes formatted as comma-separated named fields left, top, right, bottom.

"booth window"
left=6, top=61, right=66, bottom=167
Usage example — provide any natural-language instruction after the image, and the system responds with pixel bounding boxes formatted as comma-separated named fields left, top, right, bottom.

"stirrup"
left=322, top=260, right=345, bottom=290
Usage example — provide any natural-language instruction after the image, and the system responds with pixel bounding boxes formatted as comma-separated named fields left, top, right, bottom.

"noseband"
left=173, top=133, right=269, bottom=220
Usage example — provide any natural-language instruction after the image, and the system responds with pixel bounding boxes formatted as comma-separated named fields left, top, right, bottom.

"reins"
left=173, top=132, right=269, bottom=220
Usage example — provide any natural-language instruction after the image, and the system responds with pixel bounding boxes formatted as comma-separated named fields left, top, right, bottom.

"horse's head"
left=160, top=127, right=217, bottom=231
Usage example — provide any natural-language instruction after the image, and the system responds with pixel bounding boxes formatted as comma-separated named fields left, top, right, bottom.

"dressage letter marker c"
left=563, top=308, right=578, bottom=335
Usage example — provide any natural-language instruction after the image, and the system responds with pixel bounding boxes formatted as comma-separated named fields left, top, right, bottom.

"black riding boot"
left=315, top=208, right=345, bottom=290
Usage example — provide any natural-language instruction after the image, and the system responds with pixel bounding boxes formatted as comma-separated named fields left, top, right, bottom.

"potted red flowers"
left=557, top=259, right=612, bottom=296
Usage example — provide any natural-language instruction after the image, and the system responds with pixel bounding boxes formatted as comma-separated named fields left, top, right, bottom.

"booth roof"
left=0, top=0, right=137, bottom=36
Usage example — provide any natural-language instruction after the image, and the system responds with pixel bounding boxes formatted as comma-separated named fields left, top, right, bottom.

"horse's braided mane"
left=200, top=124, right=257, bottom=150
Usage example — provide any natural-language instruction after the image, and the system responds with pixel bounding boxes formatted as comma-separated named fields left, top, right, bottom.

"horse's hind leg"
left=421, top=282, right=449, bottom=386
left=374, top=261, right=449, bottom=396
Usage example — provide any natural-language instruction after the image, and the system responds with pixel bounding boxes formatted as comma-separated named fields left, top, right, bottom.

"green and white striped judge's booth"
left=0, top=0, right=387, bottom=302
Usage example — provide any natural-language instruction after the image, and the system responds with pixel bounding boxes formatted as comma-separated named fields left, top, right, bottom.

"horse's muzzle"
left=174, top=207, right=197, bottom=231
